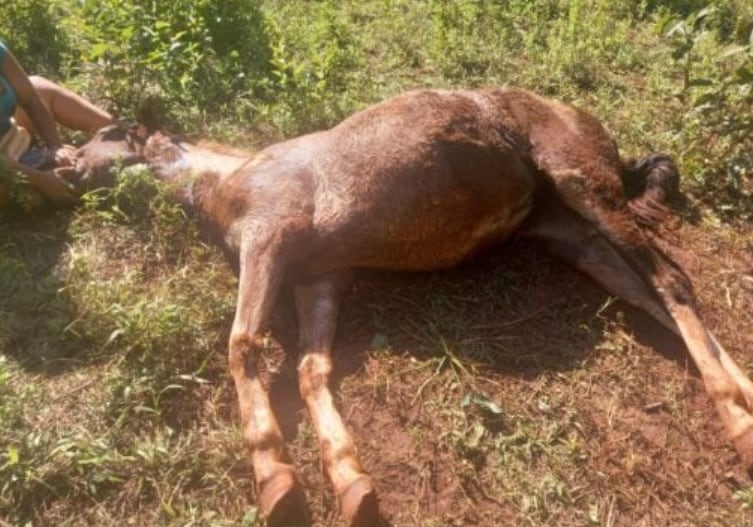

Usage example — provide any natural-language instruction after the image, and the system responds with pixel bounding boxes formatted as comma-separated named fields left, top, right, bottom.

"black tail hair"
left=621, top=153, right=680, bottom=227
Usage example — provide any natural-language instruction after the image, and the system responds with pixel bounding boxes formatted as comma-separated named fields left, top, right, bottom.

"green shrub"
left=0, top=0, right=67, bottom=75
left=59, top=0, right=273, bottom=126
left=661, top=4, right=753, bottom=217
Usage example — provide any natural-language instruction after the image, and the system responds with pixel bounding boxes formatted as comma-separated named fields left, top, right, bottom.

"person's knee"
left=28, top=75, right=54, bottom=88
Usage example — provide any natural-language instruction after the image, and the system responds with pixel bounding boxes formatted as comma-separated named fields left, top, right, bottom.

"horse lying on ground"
left=58, top=87, right=753, bottom=527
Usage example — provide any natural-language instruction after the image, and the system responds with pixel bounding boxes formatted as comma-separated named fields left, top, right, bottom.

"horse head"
left=58, top=124, right=149, bottom=192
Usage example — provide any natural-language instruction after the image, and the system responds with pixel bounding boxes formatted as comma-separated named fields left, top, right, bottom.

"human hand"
left=27, top=167, right=78, bottom=204
left=50, top=145, right=77, bottom=167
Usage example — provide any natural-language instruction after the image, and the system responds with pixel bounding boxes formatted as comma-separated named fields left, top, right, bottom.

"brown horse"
left=60, top=87, right=753, bottom=527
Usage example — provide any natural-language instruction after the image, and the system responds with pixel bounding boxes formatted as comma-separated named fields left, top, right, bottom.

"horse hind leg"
left=294, top=270, right=382, bottom=527
left=622, top=157, right=753, bottom=407
left=522, top=198, right=677, bottom=330
left=522, top=200, right=753, bottom=469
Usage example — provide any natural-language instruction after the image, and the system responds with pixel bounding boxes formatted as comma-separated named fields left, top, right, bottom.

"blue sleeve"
left=0, top=40, right=17, bottom=136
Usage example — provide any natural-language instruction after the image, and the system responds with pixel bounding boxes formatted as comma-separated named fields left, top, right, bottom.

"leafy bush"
left=59, top=0, right=272, bottom=126
left=662, top=3, right=753, bottom=216
left=253, top=0, right=365, bottom=135
left=0, top=0, right=67, bottom=75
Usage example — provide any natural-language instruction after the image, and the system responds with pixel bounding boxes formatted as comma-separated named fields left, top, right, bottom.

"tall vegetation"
left=662, top=4, right=753, bottom=202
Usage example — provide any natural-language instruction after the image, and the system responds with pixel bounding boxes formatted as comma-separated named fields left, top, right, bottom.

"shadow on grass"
left=0, top=208, right=709, bottom=527
left=336, top=240, right=686, bottom=380
left=1, top=203, right=694, bottom=429
left=268, top=238, right=694, bottom=444
left=0, top=206, right=99, bottom=375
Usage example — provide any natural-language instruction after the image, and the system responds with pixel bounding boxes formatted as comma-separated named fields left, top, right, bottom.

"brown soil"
left=264, top=219, right=753, bottom=526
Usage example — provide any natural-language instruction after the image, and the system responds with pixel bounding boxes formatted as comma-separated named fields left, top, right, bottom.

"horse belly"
left=312, top=191, right=533, bottom=273
left=397, top=199, right=530, bottom=269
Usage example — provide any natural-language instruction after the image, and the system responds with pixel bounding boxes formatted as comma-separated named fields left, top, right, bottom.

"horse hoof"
left=259, top=467, right=310, bottom=527
left=340, top=475, right=382, bottom=527
left=732, top=425, right=753, bottom=474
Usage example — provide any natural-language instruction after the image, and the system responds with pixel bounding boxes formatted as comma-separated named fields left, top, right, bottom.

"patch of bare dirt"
left=269, top=221, right=753, bottom=526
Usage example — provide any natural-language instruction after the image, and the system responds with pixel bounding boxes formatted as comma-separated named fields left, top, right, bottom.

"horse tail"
left=621, top=153, right=679, bottom=227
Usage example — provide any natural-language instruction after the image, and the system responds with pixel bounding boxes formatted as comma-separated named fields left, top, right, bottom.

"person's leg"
left=14, top=76, right=114, bottom=135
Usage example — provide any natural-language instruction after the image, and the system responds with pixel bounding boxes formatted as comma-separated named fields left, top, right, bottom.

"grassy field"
left=2, top=1, right=753, bottom=526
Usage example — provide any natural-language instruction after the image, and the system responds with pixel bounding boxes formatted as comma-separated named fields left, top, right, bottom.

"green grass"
left=2, top=1, right=753, bottom=526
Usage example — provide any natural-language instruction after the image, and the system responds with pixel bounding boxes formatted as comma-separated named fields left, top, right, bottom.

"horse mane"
left=194, top=139, right=254, bottom=158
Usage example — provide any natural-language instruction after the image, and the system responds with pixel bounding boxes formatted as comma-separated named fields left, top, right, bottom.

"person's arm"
left=0, top=153, right=77, bottom=204
left=0, top=48, right=66, bottom=161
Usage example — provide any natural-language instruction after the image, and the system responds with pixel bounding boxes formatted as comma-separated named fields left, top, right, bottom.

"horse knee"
left=654, top=260, right=696, bottom=308
left=228, top=332, right=267, bottom=374
left=298, top=353, right=332, bottom=399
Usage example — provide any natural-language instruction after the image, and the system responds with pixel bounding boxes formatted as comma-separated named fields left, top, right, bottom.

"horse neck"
left=182, top=143, right=251, bottom=179
left=144, top=137, right=252, bottom=207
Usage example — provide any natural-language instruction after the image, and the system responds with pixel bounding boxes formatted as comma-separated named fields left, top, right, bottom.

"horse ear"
left=136, top=96, right=163, bottom=133
left=135, top=124, right=149, bottom=140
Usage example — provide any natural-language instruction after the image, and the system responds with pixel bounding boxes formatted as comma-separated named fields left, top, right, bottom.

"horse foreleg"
left=229, top=236, right=308, bottom=526
left=294, top=270, right=382, bottom=527
left=524, top=204, right=753, bottom=469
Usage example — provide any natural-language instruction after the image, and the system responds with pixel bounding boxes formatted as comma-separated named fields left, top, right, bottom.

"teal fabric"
left=0, top=40, right=17, bottom=137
